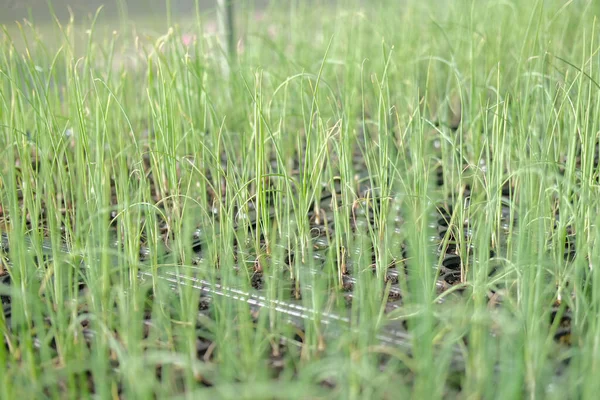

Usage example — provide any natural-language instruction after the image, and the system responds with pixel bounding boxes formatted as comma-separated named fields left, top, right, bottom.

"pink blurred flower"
left=268, top=25, right=277, bottom=39
left=182, top=33, right=197, bottom=47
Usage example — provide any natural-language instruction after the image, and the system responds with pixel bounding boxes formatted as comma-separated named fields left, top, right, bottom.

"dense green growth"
left=1, top=0, right=600, bottom=398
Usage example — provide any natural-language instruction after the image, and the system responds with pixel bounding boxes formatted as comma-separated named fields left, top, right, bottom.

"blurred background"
left=1, top=0, right=272, bottom=24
